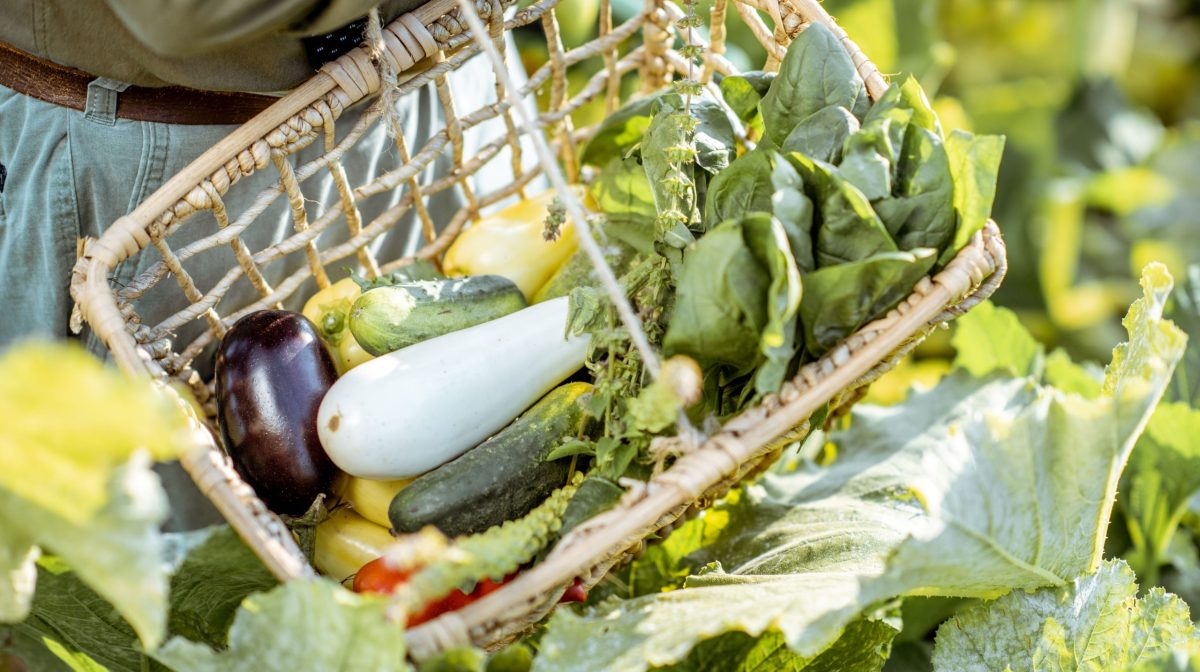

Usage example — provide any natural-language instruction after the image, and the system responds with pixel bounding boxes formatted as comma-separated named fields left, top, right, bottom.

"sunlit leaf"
left=0, top=343, right=201, bottom=646
left=932, top=560, right=1197, bottom=671
left=950, top=301, right=1043, bottom=378
left=153, top=580, right=409, bottom=671
left=1122, top=403, right=1200, bottom=583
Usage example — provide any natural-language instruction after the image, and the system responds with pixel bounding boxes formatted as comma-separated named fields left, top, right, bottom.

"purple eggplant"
left=215, top=310, right=338, bottom=515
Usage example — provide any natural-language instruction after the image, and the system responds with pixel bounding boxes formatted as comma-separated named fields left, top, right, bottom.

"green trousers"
left=0, top=55, right=519, bottom=353
left=0, top=54, right=530, bottom=528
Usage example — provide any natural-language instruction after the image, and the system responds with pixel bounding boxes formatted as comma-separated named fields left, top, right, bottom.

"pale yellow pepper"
left=333, top=473, right=411, bottom=529
left=301, top=277, right=375, bottom=375
left=313, top=507, right=395, bottom=584
left=443, top=189, right=580, bottom=300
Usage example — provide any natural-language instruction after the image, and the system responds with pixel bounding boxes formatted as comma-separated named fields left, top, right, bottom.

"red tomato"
left=558, top=578, right=587, bottom=604
left=353, top=557, right=518, bottom=626
left=352, top=556, right=413, bottom=595
left=408, top=574, right=516, bottom=626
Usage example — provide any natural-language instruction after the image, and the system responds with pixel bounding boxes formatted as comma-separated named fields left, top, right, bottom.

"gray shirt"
left=0, top=0, right=419, bottom=91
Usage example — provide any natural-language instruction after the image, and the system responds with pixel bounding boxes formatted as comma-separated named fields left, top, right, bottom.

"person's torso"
left=0, top=0, right=413, bottom=92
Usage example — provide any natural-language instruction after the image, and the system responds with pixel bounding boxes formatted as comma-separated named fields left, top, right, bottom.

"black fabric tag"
left=303, top=19, right=369, bottom=70
left=0, top=162, right=6, bottom=193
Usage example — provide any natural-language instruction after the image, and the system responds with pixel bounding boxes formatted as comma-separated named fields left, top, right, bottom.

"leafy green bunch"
left=576, top=23, right=1004, bottom=428
left=664, top=24, right=1004, bottom=414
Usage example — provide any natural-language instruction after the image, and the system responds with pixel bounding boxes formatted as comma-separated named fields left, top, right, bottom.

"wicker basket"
left=70, top=0, right=1006, bottom=660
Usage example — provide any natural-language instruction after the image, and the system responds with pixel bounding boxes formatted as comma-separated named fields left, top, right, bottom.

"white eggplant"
left=317, top=297, right=589, bottom=479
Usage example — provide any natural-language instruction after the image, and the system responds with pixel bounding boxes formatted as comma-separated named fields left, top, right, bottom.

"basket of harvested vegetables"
left=71, top=0, right=1006, bottom=662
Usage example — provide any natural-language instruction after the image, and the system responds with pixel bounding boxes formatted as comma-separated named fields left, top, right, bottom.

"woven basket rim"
left=69, top=0, right=1009, bottom=659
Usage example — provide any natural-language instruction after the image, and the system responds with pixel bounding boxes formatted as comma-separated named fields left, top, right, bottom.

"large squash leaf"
left=653, top=618, right=899, bottom=672
left=932, top=560, right=1197, bottom=671
left=2, top=527, right=278, bottom=671
left=0, top=343, right=201, bottom=647
left=949, top=301, right=1044, bottom=378
left=533, top=265, right=1185, bottom=672
left=153, top=580, right=409, bottom=672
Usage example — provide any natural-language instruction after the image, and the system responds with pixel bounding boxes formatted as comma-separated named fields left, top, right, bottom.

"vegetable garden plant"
left=6, top=1, right=1200, bottom=671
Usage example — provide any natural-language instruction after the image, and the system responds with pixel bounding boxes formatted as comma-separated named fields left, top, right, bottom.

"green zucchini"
left=532, top=240, right=638, bottom=303
left=389, top=382, right=591, bottom=537
left=348, top=275, right=526, bottom=356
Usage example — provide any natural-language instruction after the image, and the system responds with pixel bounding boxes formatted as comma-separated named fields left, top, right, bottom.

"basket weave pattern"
left=71, top=0, right=1006, bottom=658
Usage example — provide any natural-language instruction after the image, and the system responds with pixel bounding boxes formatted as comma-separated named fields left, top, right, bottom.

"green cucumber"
left=348, top=275, right=526, bottom=356
left=389, top=382, right=591, bottom=537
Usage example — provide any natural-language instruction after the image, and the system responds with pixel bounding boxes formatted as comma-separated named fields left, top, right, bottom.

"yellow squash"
left=333, top=473, right=411, bottom=528
left=302, top=277, right=375, bottom=374
left=313, top=507, right=395, bottom=584
left=443, top=189, right=579, bottom=299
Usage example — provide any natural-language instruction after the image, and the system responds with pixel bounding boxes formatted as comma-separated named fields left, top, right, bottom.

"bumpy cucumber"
left=404, top=472, right=583, bottom=607
left=389, top=382, right=591, bottom=537
left=348, top=275, right=526, bottom=356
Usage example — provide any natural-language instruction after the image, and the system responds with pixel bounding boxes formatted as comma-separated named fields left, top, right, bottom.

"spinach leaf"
left=580, top=95, right=659, bottom=167
left=663, top=216, right=803, bottom=394
left=781, top=105, right=860, bottom=164
left=702, top=150, right=804, bottom=222
left=718, top=71, right=774, bottom=123
left=789, top=153, right=896, bottom=267
left=940, top=129, right=1005, bottom=263
left=838, top=143, right=892, bottom=201
left=742, top=214, right=804, bottom=394
left=770, top=183, right=816, bottom=274
left=692, top=100, right=737, bottom=174
left=703, top=150, right=815, bottom=271
left=837, top=115, right=905, bottom=201
left=863, top=76, right=941, bottom=137
left=799, top=248, right=937, bottom=356
left=759, top=23, right=870, bottom=149
left=704, top=150, right=776, bottom=224
left=874, top=124, right=956, bottom=252
left=663, top=223, right=769, bottom=372
left=589, top=155, right=658, bottom=254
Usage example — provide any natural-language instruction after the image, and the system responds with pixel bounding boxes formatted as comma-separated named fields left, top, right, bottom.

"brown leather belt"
left=0, top=42, right=278, bottom=125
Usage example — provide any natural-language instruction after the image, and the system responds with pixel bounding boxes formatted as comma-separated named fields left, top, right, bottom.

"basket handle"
left=70, top=0, right=471, bottom=583
left=791, top=0, right=889, bottom=99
